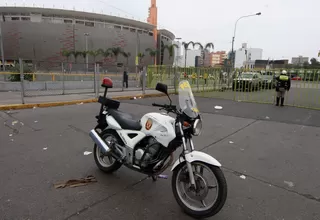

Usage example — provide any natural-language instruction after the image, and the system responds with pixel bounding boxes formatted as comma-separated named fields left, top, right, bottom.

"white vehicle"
left=89, top=78, right=227, bottom=218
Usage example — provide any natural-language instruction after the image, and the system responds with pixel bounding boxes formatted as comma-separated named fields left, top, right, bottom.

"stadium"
left=0, top=3, right=175, bottom=72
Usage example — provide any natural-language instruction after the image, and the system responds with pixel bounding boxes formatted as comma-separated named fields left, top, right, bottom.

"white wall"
left=235, top=48, right=262, bottom=68
left=178, top=49, right=201, bottom=67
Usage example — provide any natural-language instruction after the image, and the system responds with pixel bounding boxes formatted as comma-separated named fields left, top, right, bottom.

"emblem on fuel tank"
left=145, top=119, right=153, bottom=130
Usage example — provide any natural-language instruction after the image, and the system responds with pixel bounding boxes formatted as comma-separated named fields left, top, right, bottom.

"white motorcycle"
left=89, top=78, right=227, bottom=218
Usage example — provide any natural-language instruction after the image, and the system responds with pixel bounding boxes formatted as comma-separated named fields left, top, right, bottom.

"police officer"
left=275, top=70, right=291, bottom=106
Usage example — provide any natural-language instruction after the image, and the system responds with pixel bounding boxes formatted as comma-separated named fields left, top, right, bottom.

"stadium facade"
left=0, top=3, right=175, bottom=71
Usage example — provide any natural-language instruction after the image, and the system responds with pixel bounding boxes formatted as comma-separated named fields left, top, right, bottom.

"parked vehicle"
left=261, top=74, right=275, bottom=89
left=89, top=78, right=228, bottom=218
left=232, top=72, right=262, bottom=91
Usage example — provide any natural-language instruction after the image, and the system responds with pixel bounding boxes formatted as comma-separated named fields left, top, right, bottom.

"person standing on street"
left=123, top=68, right=128, bottom=88
left=275, top=70, right=291, bottom=106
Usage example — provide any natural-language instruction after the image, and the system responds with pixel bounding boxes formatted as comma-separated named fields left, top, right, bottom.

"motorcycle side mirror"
left=155, top=83, right=168, bottom=95
left=155, top=83, right=172, bottom=105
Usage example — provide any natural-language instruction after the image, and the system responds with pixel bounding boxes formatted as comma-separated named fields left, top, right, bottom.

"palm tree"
left=108, top=47, right=124, bottom=65
left=71, top=51, right=82, bottom=63
left=61, top=49, right=72, bottom=63
left=195, top=42, right=214, bottom=67
left=138, top=52, right=145, bottom=67
left=182, top=41, right=195, bottom=67
left=88, top=50, right=101, bottom=64
left=121, top=51, right=131, bottom=66
left=164, top=44, right=179, bottom=60
left=98, top=49, right=111, bottom=60
left=145, top=48, right=157, bottom=65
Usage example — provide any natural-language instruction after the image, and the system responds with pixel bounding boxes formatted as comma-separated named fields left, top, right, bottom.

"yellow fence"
left=147, top=66, right=320, bottom=110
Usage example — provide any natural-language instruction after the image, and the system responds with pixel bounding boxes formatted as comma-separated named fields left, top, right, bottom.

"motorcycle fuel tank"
left=140, top=112, right=176, bottom=147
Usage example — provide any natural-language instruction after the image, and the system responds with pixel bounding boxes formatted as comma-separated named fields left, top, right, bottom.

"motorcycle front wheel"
left=172, top=161, right=227, bottom=219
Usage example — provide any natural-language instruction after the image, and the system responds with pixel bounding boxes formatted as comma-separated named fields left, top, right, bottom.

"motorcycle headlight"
left=193, top=119, right=202, bottom=136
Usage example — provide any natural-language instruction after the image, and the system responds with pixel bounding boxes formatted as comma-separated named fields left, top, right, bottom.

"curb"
left=0, top=93, right=167, bottom=111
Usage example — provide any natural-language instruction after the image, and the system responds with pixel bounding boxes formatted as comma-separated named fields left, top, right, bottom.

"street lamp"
left=84, top=33, right=89, bottom=72
left=231, top=12, right=261, bottom=68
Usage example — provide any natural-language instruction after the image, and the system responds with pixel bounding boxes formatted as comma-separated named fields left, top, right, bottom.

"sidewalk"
left=0, top=88, right=163, bottom=106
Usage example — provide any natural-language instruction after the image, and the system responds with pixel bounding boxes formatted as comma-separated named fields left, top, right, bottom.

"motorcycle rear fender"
left=171, top=151, right=221, bottom=171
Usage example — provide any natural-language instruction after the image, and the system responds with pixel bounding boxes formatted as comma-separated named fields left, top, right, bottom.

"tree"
left=164, top=44, right=179, bottom=60
left=61, top=50, right=72, bottom=63
left=145, top=48, right=157, bottom=65
left=88, top=50, right=101, bottom=63
left=138, top=52, right=145, bottom=66
left=98, top=49, right=111, bottom=61
left=71, top=51, right=82, bottom=63
left=195, top=42, right=214, bottom=67
left=182, top=41, right=195, bottom=67
left=81, top=51, right=88, bottom=62
left=108, top=47, right=124, bottom=64
left=310, top=58, right=320, bottom=66
left=121, top=51, right=131, bottom=66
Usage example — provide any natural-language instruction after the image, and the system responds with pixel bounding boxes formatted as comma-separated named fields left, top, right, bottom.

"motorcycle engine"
left=135, top=137, right=162, bottom=168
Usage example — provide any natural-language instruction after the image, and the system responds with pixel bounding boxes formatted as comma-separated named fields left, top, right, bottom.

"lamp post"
left=84, top=33, right=89, bottom=72
left=231, top=12, right=261, bottom=68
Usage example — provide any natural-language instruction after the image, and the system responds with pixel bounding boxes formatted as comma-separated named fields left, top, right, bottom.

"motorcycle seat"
left=108, top=109, right=142, bottom=131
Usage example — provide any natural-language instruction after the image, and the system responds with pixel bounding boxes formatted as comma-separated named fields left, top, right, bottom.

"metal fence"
left=146, top=66, right=320, bottom=110
left=0, top=59, right=145, bottom=99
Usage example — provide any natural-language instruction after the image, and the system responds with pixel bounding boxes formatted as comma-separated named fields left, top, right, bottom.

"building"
left=291, top=56, right=309, bottom=66
left=210, top=51, right=227, bottom=66
left=179, top=49, right=202, bottom=67
left=234, top=43, right=263, bottom=68
left=0, top=1, right=175, bottom=71
left=172, top=40, right=183, bottom=66
left=254, top=59, right=289, bottom=70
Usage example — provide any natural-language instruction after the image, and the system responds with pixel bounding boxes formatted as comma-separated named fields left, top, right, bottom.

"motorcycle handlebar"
left=152, top=103, right=164, bottom=107
left=152, top=103, right=177, bottom=112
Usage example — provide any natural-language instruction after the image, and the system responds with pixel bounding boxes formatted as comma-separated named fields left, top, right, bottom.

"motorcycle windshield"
left=178, top=80, right=199, bottom=119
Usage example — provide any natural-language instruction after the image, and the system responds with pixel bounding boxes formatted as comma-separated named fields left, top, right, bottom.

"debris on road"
left=214, top=106, right=223, bottom=110
left=43, top=147, right=48, bottom=150
left=83, top=151, right=92, bottom=156
left=34, top=121, right=38, bottom=123
left=54, top=175, right=97, bottom=189
left=240, top=175, right=246, bottom=180
left=158, top=174, right=168, bottom=179
left=284, top=180, right=294, bottom=187
left=33, top=106, right=37, bottom=109
left=229, top=141, right=234, bottom=144
left=12, top=120, right=18, bottom=126
left=20, top=122, right=24, bottom=126
left=9, top=134, right=13, bottom=137
left=265, top=116, right=270, bottom=120
left=77, top=102, right=84, bottom=105
left=130, top=97, right=137, bottom=100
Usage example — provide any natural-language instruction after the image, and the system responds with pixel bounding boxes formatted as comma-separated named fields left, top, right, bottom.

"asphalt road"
left=1, top=96, right=320, bottom=220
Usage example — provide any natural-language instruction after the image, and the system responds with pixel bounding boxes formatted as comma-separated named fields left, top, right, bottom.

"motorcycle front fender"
left=171, top=151, right=221, bottom=171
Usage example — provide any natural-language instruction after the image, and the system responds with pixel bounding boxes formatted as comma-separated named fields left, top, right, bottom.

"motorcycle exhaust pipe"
left=89, top=129, right=111, bottom=153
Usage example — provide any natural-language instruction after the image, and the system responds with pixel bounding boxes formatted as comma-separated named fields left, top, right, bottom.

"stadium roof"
left=0, top=7, right=155, bottom=30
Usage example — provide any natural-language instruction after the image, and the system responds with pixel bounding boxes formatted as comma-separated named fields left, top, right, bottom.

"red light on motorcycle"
left=183, top=121, right=190, bottom=127
left=101, top=77, right=113, bottom=88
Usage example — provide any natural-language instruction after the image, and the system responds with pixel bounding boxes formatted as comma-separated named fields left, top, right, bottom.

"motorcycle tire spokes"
left=176, top=162, right=219, bottom=211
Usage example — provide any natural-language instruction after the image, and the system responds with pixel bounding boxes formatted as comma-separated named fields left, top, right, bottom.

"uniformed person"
left=275, top=70, right=291, bottom=106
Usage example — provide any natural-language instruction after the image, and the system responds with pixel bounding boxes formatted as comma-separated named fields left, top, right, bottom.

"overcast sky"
left=2, top=0, right=320, bottom=60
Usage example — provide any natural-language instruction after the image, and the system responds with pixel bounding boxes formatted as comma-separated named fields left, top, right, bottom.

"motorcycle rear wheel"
left=172, top=161, right=227, bottom=219
left=93, top=129, right=122, bottom=173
